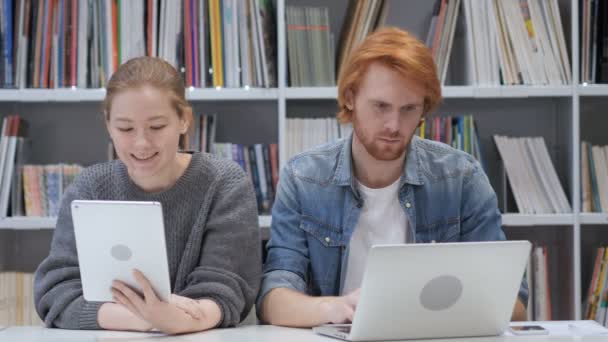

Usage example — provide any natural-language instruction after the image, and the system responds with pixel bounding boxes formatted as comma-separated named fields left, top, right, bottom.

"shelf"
left=446, top=85, right=572, bottom=98
left=0, top=87, right=279, bottom=102
left=501, top=213, right=575, bottom=226
left=0, top=214, right=577, bottom=229
left=284, top=87, right=337, bottom=99
left=284, top=86, right=572, bottom=100
left=185, top=87, right=278, bottom=100
left=580, top=213, right=608, bottom=225
left=0, top=86, right=574, bottom=102
left=258, top=215, right=272, bottom=227
left=0, top=217, right=56, bottom=229
left=0, top=88, right=107, bottom=102
left=0, top=215, right=273, bottom=230
left=577, top=84, right=608, bottom=96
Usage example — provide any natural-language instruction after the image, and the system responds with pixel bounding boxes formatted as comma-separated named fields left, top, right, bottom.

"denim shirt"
left=258, top=134, right=528, bottom=312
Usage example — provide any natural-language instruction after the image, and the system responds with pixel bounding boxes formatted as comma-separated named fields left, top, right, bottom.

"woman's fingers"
left=133, top=270, right=160, bottom=304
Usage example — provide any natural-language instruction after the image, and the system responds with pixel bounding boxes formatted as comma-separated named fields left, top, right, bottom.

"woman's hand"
left=111, top=270, right=221, bottom=334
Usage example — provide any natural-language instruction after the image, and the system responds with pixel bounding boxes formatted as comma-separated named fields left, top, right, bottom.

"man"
left=258, top=27, right=527, bottom=327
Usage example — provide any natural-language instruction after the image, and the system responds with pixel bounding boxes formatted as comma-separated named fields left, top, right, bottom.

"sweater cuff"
left=198, top=297, right=225, bottom=329
left=200, top=295, right=232, bottom=328
left=79, top=301, right=104, bottom=330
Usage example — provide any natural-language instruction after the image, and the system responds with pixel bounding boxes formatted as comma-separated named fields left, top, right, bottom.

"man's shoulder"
left=415, top=138, right=481, bottom=182
left=285, top=139, right=346, bottom=184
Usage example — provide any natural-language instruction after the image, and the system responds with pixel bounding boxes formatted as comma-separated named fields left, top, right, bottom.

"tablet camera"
left=110, top=244, right=133, bottom=261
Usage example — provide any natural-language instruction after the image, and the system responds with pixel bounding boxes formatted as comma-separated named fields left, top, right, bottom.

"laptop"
left=71, top=200, right=171, bottom=302
left=313, top=240, right=531, bottom=341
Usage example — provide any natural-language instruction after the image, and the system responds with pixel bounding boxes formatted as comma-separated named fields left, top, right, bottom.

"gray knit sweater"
left=33, top=152, right=261, bottom=329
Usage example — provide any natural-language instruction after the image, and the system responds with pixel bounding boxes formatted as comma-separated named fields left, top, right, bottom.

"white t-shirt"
left=341, top=178, right=409, bottom=295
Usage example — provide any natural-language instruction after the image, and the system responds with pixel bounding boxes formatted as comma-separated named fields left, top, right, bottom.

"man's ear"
left=345, top=89, right=354, bottom=111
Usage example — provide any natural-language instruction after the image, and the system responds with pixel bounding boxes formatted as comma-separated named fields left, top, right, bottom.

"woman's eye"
left=117, top=127, right=133, bottom=132
left=151, top=126, right=166, bottom=130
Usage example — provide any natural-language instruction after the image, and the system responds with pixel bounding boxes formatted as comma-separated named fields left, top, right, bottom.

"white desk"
left=1, top=322, right=607, bottom=342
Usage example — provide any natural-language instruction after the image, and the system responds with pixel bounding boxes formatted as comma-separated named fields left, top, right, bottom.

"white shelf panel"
left=0, top=86, right=572, bottom=102
left=443, top=86, right=572, bottom=98
left=577, top=84, right=608, bottom=96
left=0, top=214, right=575, bottom=229
left=284, top=86, right=572, bottom=100
left=468, top=86, right=572, bottom=98
left=0, top=217, right=56, bottom=229
left=285, top=87, right=337, bottom=99
left=185, top=87, right=278, bottom=100
left=0, top=88, right=279, bottom=102
left=258, top=215, right=272, bottom=227
left=0, top=88, right=107, bottom=102
left=442, top=86, right=475, bottom=97
left=580, top=213, right=608, bottom=225
left=0, top=215, right=273, bottom=230
left=501, top=213, right=575, bottom=226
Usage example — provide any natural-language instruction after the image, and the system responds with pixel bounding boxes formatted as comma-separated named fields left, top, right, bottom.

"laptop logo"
left=420, top=275, right=463, bottom=311
left=111, top=244, right=133, bottom=261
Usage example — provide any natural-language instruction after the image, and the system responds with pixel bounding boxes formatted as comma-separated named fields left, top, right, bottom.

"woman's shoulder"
left=69, top=160, right=123, bottom=192
left=194, top=152, right=248, bottom=185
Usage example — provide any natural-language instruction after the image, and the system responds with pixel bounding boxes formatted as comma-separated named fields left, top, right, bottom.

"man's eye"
left=375, top=103, right=387, bottom=110
left=117, top=127, right=133, bottom=132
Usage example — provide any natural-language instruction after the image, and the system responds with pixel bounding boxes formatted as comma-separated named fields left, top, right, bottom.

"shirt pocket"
left=416, top=217, right=461, bottom=243
left=298, top=215, right=344, bottom=293
left=438, top=218, right=461, bottom=241
left=299, top=215, right=345, bottom=247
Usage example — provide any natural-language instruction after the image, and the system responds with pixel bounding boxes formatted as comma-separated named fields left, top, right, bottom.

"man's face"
left=349, top=62, right=426, bottom=161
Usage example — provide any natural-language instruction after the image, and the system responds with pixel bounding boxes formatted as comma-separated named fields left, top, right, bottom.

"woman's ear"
left=104, top=111, right=114, bottom=137
left=180, top=108, right=193, bottom=134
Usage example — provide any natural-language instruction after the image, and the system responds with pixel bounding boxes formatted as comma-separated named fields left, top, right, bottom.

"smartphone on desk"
left=509, top=325, right=549, bottom=335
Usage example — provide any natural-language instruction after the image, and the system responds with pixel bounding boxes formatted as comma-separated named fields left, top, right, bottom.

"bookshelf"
left=0, top=215, right=274, bottom=230
left=0, top=88, right=280, bottom=102
left=283, top=85, right=575, bottom=100
left=3, top=213, right=577, bottom=230
left=0, top=0, right=605, bottom=325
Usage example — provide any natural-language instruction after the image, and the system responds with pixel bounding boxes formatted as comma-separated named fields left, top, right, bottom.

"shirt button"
left=325, top=237, right=331, bottom=243
left=405, top=202, right=411, bottom=208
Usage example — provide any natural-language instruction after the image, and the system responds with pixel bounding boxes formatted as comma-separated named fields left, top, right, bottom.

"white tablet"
left=71, top=200, right=171, bottom=302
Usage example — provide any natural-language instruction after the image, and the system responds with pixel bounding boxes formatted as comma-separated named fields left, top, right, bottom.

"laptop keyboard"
left=336, top=326, right=352, bottom=334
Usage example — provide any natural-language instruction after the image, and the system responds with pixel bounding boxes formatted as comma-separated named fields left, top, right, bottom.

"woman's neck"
left=130, top=153, right=192, bottom=193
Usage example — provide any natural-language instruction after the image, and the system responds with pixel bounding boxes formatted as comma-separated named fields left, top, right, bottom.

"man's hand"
left=319, top=289, right=360, bottom=324
left=111, top=270, right=221, bottom=334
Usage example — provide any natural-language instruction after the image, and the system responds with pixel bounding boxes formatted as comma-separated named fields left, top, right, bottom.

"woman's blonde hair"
left=103, top=56, right=193, bottom=149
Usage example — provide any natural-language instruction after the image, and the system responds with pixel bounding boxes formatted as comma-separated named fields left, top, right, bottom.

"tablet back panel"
left=71, top=200, right=171, bottom=302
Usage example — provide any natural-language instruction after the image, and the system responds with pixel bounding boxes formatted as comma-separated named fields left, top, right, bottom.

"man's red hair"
left=337, top=27, right=442, bottom=123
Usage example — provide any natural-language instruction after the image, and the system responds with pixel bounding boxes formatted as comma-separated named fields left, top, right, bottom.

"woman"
left=34, top=57, right=261, bottom=334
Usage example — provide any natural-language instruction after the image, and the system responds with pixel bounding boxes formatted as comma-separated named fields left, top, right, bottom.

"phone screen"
left=513, top=325, right=544, bottom=331
left=511, top=325, right=547, bottom=333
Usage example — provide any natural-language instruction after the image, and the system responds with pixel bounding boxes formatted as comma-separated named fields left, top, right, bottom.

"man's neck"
left=351, top=136, right=405, bottom=189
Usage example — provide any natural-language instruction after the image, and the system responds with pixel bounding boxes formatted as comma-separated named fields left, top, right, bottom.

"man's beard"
left=352, top=116, right=409, bottom=161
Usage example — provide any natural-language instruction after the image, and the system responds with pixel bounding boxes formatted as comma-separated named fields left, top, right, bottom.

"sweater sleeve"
left=33, top=176, right=104, bottom=329
left=177, top=164, right=261, bottom=327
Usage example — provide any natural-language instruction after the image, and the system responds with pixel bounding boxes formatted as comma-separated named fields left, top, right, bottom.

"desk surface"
left=1, top=323, right=607, bottom=342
